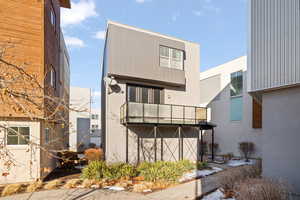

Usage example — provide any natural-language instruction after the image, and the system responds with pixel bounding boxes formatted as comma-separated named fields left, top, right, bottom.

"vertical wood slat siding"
left=250, top=0, right=300, bottom=92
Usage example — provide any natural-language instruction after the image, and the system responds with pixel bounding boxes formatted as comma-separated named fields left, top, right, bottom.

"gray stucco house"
left=249, top=0, right=300, bottom=194
left=200, top=56, right=262, bottom=158
left=101, top=21, right=209, bottom=163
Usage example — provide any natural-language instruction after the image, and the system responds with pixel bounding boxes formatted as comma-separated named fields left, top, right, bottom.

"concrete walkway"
left=1, top=164, right=230, bottom=200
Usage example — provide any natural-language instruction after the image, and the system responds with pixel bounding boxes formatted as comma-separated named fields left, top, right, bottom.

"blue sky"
left=61, top=0, right=247, bottom=108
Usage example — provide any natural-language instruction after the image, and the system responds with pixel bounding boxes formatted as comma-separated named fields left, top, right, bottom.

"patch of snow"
left=202, top=189, right=236, bottom=200
left=227, top=159, right=255, bottom=167
left=179, top=167, right=223, bottom=182
left=202, top=189, right=224, bottom=200
left=103, top=186, right=125, bottom=191
left=143, top=189, right=152, bottom=193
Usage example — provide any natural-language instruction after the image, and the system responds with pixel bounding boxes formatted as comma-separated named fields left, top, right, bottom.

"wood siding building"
left=0, top=0, right=71, bottom=183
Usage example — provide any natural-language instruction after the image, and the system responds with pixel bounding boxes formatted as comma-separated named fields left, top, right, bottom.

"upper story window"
left=230, top=71, right=243, bottom=97
left=7, top=127, right=30, bottom=145
left=50, top=67, right=56, bottom=89
left=127, top=85, right=163, bottom=104
left=230, top=71, right=243, bottom=121
left=159, top=46, right=184, bottom=70
left=50, top=7, right=56, bottom=30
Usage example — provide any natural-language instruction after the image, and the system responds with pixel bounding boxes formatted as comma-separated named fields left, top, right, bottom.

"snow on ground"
left=227, top=159, right=255, bottom=167
left=179, top=167, right=223, bottom=182
left=103, top=186, right=125, bottom=191
left=202, top=189, right=236, bottom=200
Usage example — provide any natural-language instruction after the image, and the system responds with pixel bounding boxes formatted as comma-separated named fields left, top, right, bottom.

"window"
left=45, top=128, right=50, bottom=144
left=230, top=71, right=243, bottom=121
left=50, top=7, right=56, bottom=29
left=127, top=85, right=163, bottom=104
left=230, top=97, right=243, bottom=121
left=50, top=67, right=56, bottom=88
left=7, top=127, right=30, bottom=145
left=230, top=71, right=243, bottom=97
left=92, top=114, right=99, bottom=120
left=159, top=46, right=184, bottom=70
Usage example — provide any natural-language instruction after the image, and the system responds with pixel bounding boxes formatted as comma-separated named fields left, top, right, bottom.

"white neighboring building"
left=69, top=87, right=92, bottom=152
left=90, top=109, right=101, bottom=147
left=200, top=56, right=262, bottom=158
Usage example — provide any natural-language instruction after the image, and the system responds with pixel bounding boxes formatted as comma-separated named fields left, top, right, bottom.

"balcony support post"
left=154, top=125, right=157, bottom=162
left=161, top=135, right=163, bottom=161
left=137, top=134, right=140, bottom=164
left=211, top=128, right=215, bottom=162
left=178, top=126, right=182, bottom=161
left=200, top=128, right=203, bottom=162
left=126, top=126, right=128, bottom=163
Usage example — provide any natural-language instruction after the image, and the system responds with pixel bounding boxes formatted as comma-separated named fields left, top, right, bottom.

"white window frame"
left=159, top=46, right=184, bottom=70
left=6, top=126, right=30, bottom=146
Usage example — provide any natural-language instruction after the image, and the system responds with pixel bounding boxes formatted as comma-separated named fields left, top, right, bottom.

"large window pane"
left=7, top=135, right=18, bottom=145
left=142, top=87, right=148, bottom=103
left=128, top=86, right=137, bottom=102
left=154, top=89, right=161, bottom=104
left=230, top=97, right=243, bottom=121
left=230, top=71, right=243, bottom=97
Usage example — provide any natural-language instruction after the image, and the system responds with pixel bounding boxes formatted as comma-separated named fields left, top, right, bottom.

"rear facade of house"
left=249, top=0, right=300, bottom=193
left=200, top=56, right=262, bottom=158
left=101, top=21, right=206, bottom=163
left=0, top=0, right=71, bottom=183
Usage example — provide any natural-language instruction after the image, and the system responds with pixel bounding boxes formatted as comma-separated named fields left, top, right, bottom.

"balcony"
left=120, top=102, right=207, bottom=126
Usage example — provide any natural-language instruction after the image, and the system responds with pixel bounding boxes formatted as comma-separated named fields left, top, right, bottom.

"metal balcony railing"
left=120, top=102, right=207, bottom=125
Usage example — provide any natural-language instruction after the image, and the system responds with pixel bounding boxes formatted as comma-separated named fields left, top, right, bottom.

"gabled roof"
left=59, top=0, right=71, bottom=8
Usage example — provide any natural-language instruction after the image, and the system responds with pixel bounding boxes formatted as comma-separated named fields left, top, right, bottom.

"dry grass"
left=1, top=184, right=22, bottom=197
left=234, top=178, right=289, bottom=200
left=219, top=164, right=261, bottom=192
left=26, top=181, right=43, bottom=193
left=43, top=179, right=62, bottom=190
left=81, top=179, right=98, bottom=188
left=63, top=179, right=82, bottom=189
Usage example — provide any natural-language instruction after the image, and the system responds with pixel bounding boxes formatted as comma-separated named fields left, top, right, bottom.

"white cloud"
left=61, top=0, right=97, bottom=27
left=135, top=0, right=151, bottom=3
left=65, top=36, right=85, bottom=47
left=171, top=12, right=180, bottom=22
left=193, top=10, right=204, bottom=16
left=94, top=31, right=106, bottom=40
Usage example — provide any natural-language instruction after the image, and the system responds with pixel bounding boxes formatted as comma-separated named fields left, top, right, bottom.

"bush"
left=196, top=161, right=209, bottom=170
left=82, top=161, right=137, bottom=180
left=1, top=184, right=22, bottom=197
left=219, top=165, right=261, bottom=192
left=103, top=163, right=137, bottom=180
left=81, top=161, right=108, bottom=180
left=84, top=148, right=103, bottom=162
left=234, top=178, right=289, bottom=200
left=137, top=160, right=194, bottom=182
left=239, top=142, right=255, bottom=162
